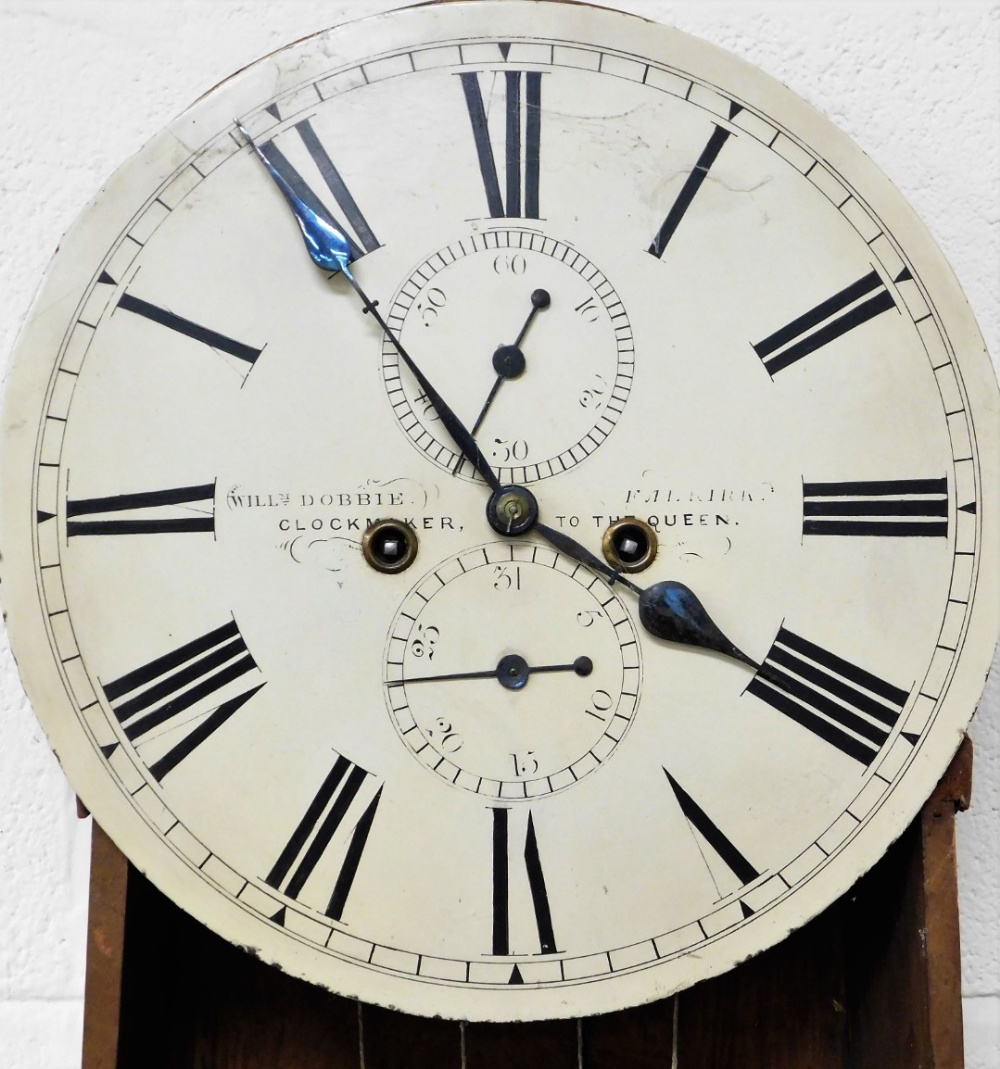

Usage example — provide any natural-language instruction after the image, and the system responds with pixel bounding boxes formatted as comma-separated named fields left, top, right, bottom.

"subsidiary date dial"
left=384, top=542, right=642, bottom=798
left=381, top=230, right=634, bottom=484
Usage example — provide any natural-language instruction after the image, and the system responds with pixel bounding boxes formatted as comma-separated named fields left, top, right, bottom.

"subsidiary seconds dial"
left=384, top=542, right=641, bottom=797
left=381, top=229, right=634, bottom=484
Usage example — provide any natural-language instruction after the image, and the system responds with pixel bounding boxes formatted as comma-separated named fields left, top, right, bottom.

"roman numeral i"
left=101, top=619, right=262, bottom=781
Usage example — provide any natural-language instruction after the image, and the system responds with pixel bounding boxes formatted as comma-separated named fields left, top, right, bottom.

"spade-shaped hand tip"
left=236, top=120, right=352, bottom=276
left=638, top=580, right=758, bottom=670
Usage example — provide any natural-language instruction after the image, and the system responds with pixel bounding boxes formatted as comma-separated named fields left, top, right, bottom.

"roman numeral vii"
left=265, top=754, right=382, bottom=922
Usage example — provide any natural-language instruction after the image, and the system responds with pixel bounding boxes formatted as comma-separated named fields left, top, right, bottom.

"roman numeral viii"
left=460, top=71, right=542, bottom=218
left=492, top=808, right=556, bottom=961
left=67, top=483, right=215, bottom=536
left=747, top=628, right=909, bottom=766
left=255, top=106, right=380, bottom=262
left=102, top=619, right=263, bottom=781
left=803, top=478, right=948, bottom=537
left=265, top=754, right=382, bottom=922
left=754, top=269, right=896, bottom=376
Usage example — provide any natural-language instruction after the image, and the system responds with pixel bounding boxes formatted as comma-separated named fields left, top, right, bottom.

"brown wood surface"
left=81, top=823, right=129, bottom=1069
left=581, top=997, right=676, bottom=1067
left=361, top=1004, right=461, bottom=1068
left=81, top=739, right=974, bottom=1067
left=464, top=1018, right=579, bottom=1068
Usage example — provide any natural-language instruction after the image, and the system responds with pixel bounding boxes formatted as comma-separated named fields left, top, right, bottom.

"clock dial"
left=1, top=1, right=996, bottom=1022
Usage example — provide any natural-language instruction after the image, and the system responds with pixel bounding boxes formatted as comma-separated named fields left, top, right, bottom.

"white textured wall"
left=0, top=1, right=997, bottom=1066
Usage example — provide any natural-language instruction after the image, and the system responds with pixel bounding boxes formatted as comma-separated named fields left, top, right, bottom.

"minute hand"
left=342, top=273, right=502, bottom=493
left=237, top=121, right=501, bottom=493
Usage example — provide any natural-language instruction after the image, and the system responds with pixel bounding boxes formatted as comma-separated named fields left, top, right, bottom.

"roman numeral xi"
left=253, top=105, right=381, bottom=262
left=803, top=478, right=948, bottom=537
left=265, top=754, right=382, bottom=923
left=460, top=70, right=542, bottom=218
left=748, top=628, right=909, bottom=766
left=101, top=619, right=263, bottom=781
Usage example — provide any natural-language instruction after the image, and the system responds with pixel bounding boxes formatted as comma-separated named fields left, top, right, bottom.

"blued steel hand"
left=387, top=653, right=593, bottom=690
left=532, top=521, right=758, bottom=670
left=238, top=121, right=502, bottom=493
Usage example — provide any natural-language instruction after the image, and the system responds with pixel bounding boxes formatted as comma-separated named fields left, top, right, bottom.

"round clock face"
left=1, top=1, right=997, bottom=1021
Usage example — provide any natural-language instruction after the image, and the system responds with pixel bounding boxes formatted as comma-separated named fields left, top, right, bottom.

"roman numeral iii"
left=101, top=619, right=262, bottom=780
left=754, top=269, right=895, bottom=376
left=492, top=807, right=557, bottom=957
left=67, top=483, right=215, bottom=536
left=257, top=106, right=381, bottom=262
left=265, top=754, right=382, bottom=922
left=803, top=478, right=948, bottom=537
left=460, top=71, right=542, bottom=218
left=747, top=628, right=909, bottom=766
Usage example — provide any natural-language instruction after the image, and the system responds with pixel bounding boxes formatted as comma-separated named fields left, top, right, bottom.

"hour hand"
left=236, top=122, right=352, bottom=275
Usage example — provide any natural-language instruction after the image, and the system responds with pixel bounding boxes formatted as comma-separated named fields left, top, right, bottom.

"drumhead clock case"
left=1, top=0, right=997, bottom=1024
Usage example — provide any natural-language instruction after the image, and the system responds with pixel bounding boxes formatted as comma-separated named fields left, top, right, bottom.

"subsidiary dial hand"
left=469, top=288, right=550, bottom=437
left=532, top=522, right=758, bottom=670
left=238, top=122, right=503, bottom=493
left=388, top=653, right=593, bottom=690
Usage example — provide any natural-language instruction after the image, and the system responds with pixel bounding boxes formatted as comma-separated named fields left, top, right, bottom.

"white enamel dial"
left=1, top=1, right=997, bottom=1022
left=384, top=542, right=640, bottom=797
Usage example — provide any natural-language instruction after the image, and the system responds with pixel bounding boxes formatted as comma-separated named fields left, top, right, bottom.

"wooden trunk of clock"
left=81, top=737, right=972, bottom=1069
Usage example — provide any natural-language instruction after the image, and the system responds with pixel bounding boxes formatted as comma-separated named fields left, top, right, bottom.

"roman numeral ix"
left=747, top=628, right=909, bottom=766
left=255, top=106, right=380, bottom=262
left=803, top=478, right=948, bottom=537
left=460, top=70, right=542, bottom=218
left=492, top=808, right=556, bottom=963
left=102, top=619, right=262, bottom=781
left=265, top=754, right=382, bottom=922
left=67, top=483, right=215, bottom=536
left=754, top=269, right=896, bottom=376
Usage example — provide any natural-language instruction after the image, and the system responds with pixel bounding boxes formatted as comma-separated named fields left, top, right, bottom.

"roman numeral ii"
left=754, top=270, right=895, bottom=376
